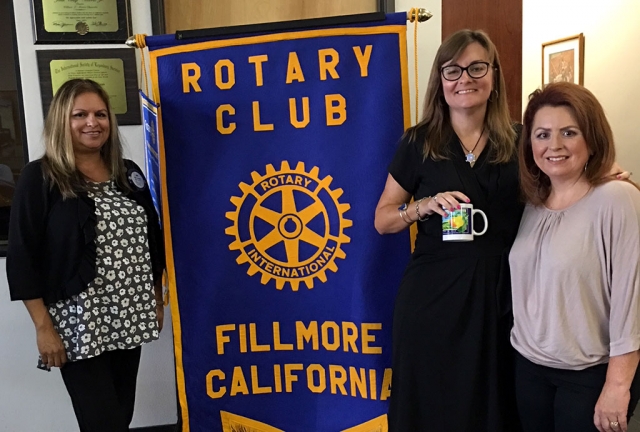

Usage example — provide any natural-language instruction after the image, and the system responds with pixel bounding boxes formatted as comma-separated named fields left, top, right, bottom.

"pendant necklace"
left=460, top=126, right=485, bottom=164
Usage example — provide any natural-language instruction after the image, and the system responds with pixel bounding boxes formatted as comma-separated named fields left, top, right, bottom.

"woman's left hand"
left=594, top=383, right=630, bottom=432
left=608, top=162, right=632, bottom=180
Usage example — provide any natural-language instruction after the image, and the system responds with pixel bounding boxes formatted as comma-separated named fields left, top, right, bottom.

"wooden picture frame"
left=36, top=48, right=141, bottom=125
left=30, top=0, right=132, bottom=44
left=156, top=0, right=395, bottom=39
left=542, top=33, right=585, bottom=86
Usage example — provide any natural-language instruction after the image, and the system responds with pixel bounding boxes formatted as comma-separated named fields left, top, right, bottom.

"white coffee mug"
left=441, top=203, right=488, bottom=241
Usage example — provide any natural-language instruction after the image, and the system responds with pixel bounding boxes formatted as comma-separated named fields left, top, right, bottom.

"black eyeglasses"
left=441, top=61, right=493, bottom=81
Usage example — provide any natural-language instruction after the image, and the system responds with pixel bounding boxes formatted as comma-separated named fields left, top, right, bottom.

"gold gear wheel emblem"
left=225, top=161, right=352, bottom=291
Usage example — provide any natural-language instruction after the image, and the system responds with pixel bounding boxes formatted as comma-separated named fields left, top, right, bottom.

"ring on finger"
left=610, top=421, right=620, bottom=427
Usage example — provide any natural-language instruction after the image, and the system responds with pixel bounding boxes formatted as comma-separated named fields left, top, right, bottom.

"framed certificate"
left=31, top=0, right=131, bottom=44
left=36, top=49, right=141, bottom=125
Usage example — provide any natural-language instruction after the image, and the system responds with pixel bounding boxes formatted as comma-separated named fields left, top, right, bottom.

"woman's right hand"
left=36, top=325, right=67, bottom=368
left=427, top=191, right=471, bottom=217
left=23, top=299, right=67, bottom=368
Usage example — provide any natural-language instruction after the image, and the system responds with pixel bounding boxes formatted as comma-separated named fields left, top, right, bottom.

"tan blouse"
left=510, top=181, right=640, bottom=370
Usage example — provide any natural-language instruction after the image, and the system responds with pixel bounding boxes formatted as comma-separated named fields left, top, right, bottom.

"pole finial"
left=126, top=35, right=139, bottom=48
left=407, top=8, right=433, bottom=22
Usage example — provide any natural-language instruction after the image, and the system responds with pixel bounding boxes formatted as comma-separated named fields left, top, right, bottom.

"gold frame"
left=30, top=0, right=131, bottom=44
left=541, top=33, right=585, bottom=86
left=36, top=48, right=141, bottom=125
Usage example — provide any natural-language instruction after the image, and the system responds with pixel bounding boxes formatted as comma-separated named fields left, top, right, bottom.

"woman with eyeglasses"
left=374, top=29, right=522, bottom=431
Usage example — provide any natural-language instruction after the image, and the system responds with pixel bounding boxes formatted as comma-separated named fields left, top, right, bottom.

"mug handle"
left=472, top=209, right=488, bottom=236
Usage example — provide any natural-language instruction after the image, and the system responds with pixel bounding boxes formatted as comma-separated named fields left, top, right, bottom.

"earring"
left=488, top=89, right=499, bottom=102
left=584, top=160, right=588, bottom=172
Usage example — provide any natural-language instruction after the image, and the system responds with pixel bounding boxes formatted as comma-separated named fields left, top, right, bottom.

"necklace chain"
left=460, top=126, right=485, bottom=164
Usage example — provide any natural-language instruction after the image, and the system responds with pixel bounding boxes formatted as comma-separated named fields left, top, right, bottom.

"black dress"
left=387, top=130, right=524, bottom=432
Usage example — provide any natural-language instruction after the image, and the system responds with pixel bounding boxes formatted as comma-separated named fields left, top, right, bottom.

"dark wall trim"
left=150, top=0, right=166, bottom=35
left=1, top=0, right=29, bottom=257
left=379, top=0, right=395, bottom=13
left=9, top=0, right=27, bottom=166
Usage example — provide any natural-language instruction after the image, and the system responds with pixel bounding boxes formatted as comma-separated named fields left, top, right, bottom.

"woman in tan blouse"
left=510, top=82, right=640, bottom=432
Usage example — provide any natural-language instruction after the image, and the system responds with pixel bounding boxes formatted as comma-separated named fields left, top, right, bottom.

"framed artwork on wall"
left=30, top=0, right=132, bottom=44
left=542, top=33, right=585, bottom=86
left=36, top=48, right=141, bottom=125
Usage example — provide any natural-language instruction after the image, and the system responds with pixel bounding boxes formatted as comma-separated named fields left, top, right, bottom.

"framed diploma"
left=36, top=49, right=141, bottom=125
left=31, top=0, right=131, bottom=44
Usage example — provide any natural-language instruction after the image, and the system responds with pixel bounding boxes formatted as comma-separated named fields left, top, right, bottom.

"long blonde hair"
left=408, top=29, right=516, bottom=163
left=42, top=79, right=129, bottom=198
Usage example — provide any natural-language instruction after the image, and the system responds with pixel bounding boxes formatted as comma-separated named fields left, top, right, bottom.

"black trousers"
left=515, top=353, right=640, bottom=432
left=60, top=347, right=142, bottom=432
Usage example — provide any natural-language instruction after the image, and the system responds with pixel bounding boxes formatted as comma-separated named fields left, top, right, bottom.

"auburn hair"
left=519, top=82, right=616, bottom=205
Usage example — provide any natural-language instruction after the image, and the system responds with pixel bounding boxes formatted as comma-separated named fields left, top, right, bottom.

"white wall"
left=0, top=1, right=177, bottom=430
left=1, top=1, right=441, bottom=430
left=522, top=0, right=640, bottom=174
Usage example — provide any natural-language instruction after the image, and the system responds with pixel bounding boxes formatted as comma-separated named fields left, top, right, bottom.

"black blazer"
left=6, top=159, right=165, bottom=305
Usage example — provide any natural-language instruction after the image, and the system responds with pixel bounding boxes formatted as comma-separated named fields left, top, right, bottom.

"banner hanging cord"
left=406, top=8, right=432, bottom=251
left=408, top=8, right=420, bottom=125
left=134, top=34, right=150, bottom=97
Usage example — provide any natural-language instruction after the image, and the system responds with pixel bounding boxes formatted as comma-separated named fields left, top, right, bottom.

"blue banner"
left=149, top=12, right=411, bottom=432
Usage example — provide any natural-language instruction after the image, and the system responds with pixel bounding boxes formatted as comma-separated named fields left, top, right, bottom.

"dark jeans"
left=515, top=352, right=640, bottom=432
left=60, top=347, right=142, bottom=432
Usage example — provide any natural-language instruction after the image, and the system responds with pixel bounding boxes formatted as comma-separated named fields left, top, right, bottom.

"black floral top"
left=38, top=180, right=159, bottom=368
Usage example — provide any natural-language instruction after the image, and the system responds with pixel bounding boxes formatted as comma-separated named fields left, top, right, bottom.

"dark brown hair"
left=519, top=82, right=616, bottom=205
left=407, top=29, right=515, bottom=163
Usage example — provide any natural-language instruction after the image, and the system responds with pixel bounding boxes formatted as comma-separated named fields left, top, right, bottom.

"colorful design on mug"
left=442, top=208, right=471, bottom=234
